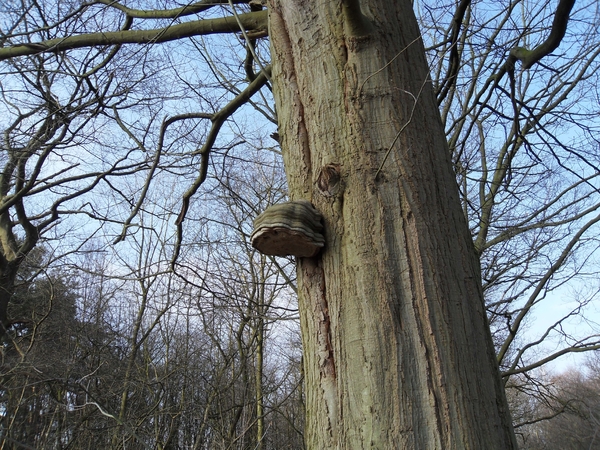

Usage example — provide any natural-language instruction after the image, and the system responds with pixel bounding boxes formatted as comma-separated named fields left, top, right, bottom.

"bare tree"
left=0, top=140, right=304, bottom=449
left=419, top=0, right=600, bottom=379
left=1, top=0, right=598, bottom=447
left=514, top=354, right=600, bottom=449
left=0, top=3, right=162, bottom=337
left=0, top=252, right=78, bottom=449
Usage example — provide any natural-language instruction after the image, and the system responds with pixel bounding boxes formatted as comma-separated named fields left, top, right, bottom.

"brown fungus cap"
left=251, top=200, right=325, bottom=257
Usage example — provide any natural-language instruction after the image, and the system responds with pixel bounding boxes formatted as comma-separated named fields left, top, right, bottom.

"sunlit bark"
left=269, top=0, right=516, bottom=447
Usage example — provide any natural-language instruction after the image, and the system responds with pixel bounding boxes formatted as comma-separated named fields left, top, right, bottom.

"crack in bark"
left=301, top=256, right=338, bottom=440
left=402, top=208, right=446, bottom=447
left=268, top=7, right=312, bottom=184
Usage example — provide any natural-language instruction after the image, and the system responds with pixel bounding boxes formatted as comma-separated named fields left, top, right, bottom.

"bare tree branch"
left=0, top=10, right=267, bottom=61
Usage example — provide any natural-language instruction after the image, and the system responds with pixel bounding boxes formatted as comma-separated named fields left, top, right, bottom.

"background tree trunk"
left=268, top=1, right=517, bottom=448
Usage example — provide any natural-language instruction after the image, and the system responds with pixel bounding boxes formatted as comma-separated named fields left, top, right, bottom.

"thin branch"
left=497, top=211, right=600, bottom=364
left=113, top=112, right=212, bottom=244
left=95, top=0, right=248, bottom=19
left=374, top=75, right=429, bottom=180
left=502, top=342, right=600, bottom=377
left=0, top=11, right=268, bottom=61
left=436, top=0, right=471, bottom=104
left=171, top=66, right=271, bottom=266
left=510, top=0, right=577, bottom=70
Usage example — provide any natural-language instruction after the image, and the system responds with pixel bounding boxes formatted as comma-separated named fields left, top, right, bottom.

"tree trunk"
left=268, top=1, right=517, bottom=448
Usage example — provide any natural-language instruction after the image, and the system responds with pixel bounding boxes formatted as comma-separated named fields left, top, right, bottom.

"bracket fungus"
left=251, top=200, right=325, bottom=257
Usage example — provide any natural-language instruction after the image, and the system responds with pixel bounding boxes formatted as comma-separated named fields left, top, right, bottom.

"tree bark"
left=268, top=1, right=517, bottom=448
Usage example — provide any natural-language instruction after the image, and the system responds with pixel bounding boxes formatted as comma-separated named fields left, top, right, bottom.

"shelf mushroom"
left=251, top=200, right=325, bottom=257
